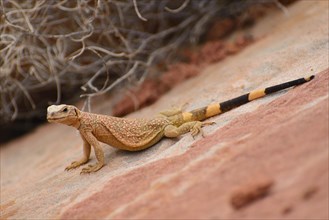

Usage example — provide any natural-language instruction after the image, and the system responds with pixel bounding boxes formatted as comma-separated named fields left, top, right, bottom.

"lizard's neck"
left=70, top=111, right=83, bottom=129
left=66, top=119, right=81, bottom=130
left=72, top=121, right=81, bottom=130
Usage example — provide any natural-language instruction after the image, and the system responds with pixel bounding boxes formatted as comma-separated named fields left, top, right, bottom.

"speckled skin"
left=47, top=105, right=205, bottom=173
left=79, top=112, right=170, bottom=151
left=46, top=75, right=313, bottom=174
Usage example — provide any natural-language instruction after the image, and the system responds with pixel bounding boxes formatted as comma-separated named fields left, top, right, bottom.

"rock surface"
left=1, top=1, right=328, bottom=219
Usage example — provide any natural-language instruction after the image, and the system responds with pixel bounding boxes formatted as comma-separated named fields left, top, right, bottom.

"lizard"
left=47, top=75, right=314, bottom=174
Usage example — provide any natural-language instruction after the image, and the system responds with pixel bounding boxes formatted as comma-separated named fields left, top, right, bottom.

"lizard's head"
left=47, top=104, right=81, bottom=127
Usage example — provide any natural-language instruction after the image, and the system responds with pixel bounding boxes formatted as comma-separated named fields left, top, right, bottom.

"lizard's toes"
left=191, top=127, right=202, bottom=138
left=202, top=121, right=216, bottom=127
left=192, top=128, right=204, bottom=138
left=65, top=166, right=75, bottom=171
left=81, top=166, right=92, bottom=173
left=190, top=129, right=198, bottom=137
left=65, top=165, right=75, bottom=171
left=65, top=161, right=79, bottom=171
left=80, top=163, right=104, bottom=174
left=65, top=159, right=89, bottom=171
left=190, top=122, right=202, bottom=138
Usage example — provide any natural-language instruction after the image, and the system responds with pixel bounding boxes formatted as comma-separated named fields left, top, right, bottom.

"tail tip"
left=305, top=75, right=315, bottom=81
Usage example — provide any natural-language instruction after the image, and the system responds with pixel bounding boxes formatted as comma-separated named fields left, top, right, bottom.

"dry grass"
left=0, top=0, right=289, bottom=135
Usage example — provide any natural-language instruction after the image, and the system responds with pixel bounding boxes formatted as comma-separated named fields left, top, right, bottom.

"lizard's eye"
left=63, top=107, right=68, bottom=112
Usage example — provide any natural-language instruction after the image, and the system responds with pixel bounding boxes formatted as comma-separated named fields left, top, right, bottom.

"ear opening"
left=74, top=107, right=81, bottom=119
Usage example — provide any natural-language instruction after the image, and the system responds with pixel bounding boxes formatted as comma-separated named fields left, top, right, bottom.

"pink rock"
left=1, top=1, right=328, bottom=219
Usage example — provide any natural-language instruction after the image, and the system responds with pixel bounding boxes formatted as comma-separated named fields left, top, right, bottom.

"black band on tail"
left=264, top=75, right=314, bottom=94
left=219, top=75, right=314, bottom=113
left=220, top=94, right=250, bottom=112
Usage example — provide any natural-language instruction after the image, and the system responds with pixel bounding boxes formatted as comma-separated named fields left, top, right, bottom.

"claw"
left=65, top=159, right=88, bottom=171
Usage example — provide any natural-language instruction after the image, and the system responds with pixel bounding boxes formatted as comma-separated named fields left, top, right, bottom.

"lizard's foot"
left=80, top=163, right=104, bottom=174
left=65, top=159, right=89, bottom=171
left=190, top=121, right=216, bottom=138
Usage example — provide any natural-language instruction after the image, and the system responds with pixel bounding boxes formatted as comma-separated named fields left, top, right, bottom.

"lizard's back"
left=91, top=114, right=170, bottom=151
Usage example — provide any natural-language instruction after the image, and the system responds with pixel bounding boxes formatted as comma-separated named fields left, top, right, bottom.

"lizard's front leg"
left=65, top=136, right=91, bottom=171
left=80, top=131, right=105, bottom=174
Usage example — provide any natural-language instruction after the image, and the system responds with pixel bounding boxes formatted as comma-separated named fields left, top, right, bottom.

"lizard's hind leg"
left=164, top=121, right=215, bottom=138
left=159, top=103, right=189, bottom=117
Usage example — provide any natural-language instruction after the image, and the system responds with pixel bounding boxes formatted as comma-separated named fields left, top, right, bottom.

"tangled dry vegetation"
left=0, top=0, right=283, bottom=140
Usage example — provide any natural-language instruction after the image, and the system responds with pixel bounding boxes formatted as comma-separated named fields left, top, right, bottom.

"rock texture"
left=1, top=1, right=328, bottom=219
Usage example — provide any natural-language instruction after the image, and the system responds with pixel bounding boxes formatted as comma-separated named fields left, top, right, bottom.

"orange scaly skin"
left=47, top=76, right=314, bottom=174
left=47, top=105, right=206, bottom=174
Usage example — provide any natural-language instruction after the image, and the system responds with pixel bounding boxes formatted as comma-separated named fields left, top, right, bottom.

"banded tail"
left=181, top=75, right=315, bottom=122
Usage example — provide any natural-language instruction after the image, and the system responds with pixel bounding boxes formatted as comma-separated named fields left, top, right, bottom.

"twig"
left=133, top=0, right=147, bottom=21
left=0, top=0, right=254, bottom=123
left=80, top=61, right=141, bottom=98
left=165, top=0, right=190, bottom=13
left=273, top=0, right=289, bottom=16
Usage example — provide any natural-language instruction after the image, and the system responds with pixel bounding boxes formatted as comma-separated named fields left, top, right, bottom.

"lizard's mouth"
left=47, top=116, right=66, bottom=122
